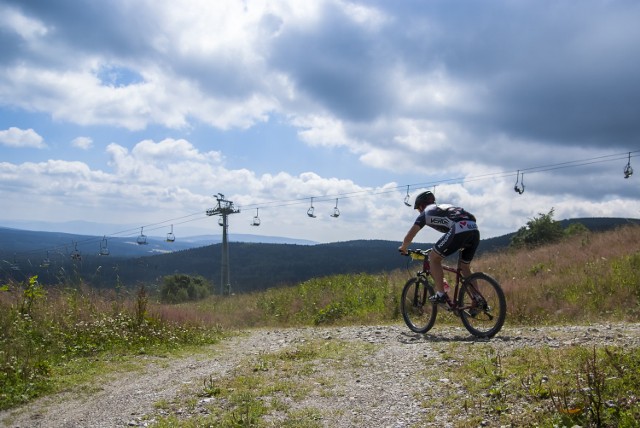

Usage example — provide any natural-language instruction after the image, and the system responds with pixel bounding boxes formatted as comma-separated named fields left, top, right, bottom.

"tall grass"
left=154, top=225, right=640, bottom=329
left=1, top=225, right=639, bottom=411
left=0, top=282, right=224, bottom=410
left=478, top=224, right=640, bottom=324
left=164, top=272, right=403, bottom=329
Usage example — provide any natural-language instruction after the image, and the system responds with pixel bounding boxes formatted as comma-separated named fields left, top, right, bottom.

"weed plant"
left=437, top=344, right=640, bottom=427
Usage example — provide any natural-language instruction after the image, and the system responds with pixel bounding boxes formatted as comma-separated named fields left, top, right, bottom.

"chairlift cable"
left=5, top=149, right=638, bottom=261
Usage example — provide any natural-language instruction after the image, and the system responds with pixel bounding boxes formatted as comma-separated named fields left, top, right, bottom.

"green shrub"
left=510, top=208, right=564, bottom=248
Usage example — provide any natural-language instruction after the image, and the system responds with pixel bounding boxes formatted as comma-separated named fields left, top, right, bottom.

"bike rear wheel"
left=458, top=272, right=506, bottom=338
left=401, top=277, right=437, bottom=333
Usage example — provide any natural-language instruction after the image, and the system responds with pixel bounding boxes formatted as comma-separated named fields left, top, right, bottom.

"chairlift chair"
left=218, top=216, right=225, bottom=226
left=41, top=251, right=50, bottom=268
left=99, top=236, right=110, bottom=256
left=403, top=185, right=412, bottom=207
left=514, top=170, right=525, bottom=194
left=137, top=227, right=148, bottom=245
left=166, top=224, right=176, bottom=242
left=10, top=254, right=20, bottom=271
left=71, top=242, right=82, bottom=261
left=624, top=152, right=633, bottom=179
left=307, top=197, right=317, bottom=218
left=251, top=209, right=261, bottom=226
left=330, top=198, right=340, bottom=218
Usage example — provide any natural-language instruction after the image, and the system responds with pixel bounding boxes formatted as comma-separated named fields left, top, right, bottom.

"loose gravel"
left=2, top=322, right=639, bottom=428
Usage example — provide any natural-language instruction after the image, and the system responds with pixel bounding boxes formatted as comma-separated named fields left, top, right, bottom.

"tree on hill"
left=563, top=222, right=590, bottom=237
left=159, top=274, right=212, bottom=303
left=510, top=208, right=566, bottom=248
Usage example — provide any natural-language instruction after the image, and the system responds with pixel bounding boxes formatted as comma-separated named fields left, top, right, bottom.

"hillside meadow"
left=156, top=223, right=640, bottom=329
left=1, top=224, right=639, bottom=424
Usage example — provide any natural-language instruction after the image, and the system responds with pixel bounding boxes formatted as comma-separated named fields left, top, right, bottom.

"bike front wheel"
left=401, top=277, right=437, bottom=333
left=457, top=272, right=506, bottom=338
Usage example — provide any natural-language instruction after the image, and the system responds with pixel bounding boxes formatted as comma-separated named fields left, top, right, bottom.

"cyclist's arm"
left=399, top=224, right=421, bottom=254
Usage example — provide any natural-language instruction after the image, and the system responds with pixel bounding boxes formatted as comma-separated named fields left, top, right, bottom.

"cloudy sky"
left=0, top=0, right=638, bottom=245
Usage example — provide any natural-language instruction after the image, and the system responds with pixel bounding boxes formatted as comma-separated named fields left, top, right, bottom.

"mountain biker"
left=398, top=191, right=480, bottom=303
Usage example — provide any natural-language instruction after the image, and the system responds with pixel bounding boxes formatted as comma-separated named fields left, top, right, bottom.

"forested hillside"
left=2, top=217, right=638, bottom=293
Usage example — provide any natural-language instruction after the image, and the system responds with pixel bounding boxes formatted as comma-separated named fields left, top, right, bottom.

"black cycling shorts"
left=433, top=229, right=480, bottom=264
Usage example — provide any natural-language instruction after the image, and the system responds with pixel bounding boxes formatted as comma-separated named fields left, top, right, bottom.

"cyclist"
left=398, top=191, right=480, bottom=303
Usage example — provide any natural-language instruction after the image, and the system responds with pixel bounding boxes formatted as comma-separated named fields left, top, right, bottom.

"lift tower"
left=206, top=193, right=240, bottom=295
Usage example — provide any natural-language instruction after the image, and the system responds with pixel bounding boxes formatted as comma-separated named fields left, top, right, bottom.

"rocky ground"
left=2, top=322, right=639, bottom=428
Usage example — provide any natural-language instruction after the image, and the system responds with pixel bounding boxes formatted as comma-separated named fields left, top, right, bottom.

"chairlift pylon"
left=403, top=185, right=412, bottom=207
left=166, top=224, right=176, bottom=242
left=137, top=227, right=148, bottom=245
left=99, top=236, right=110, bottom=256
left=307, top=197, right=317, bottom=218
left=251, top=208, right=261, bottom=226
left=514, top=170, right=525, bottom=194
left=624, top=152, right=633, bottom=179
left=330, top=198, right=340, bottom=218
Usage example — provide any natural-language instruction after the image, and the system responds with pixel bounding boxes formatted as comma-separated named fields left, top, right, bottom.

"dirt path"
left=2, top=323, right=639, bottom=427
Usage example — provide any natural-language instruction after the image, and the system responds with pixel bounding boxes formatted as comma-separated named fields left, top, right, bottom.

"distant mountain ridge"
left=1, top=218, right=638, bottom=293
left=0, top=227, right=317, bottom=259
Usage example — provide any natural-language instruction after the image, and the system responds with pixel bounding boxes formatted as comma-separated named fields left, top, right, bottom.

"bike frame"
left=411, top=249, right=465, bottom=310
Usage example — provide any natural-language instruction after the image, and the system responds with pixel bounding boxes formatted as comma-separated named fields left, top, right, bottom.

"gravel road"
left=2, top=322, right=639, bottom=428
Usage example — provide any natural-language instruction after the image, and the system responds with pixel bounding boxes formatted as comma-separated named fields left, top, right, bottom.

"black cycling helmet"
left=413, top=191, right=435, bottom=209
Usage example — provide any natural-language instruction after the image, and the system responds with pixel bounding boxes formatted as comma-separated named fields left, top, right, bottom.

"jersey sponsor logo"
left=456, top=221, right=478, bottom=231
left=430, top=218, right=449, bottom=225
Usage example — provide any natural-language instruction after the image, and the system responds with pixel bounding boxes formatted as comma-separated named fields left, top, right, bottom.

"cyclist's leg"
left=459, top=259, right=472, bottom=278
left=459, top=230, right=481, bottom=303
left=429, top=250, right=446, bottom=293
left=458, top=230, right=480, bottom=279
left=432, top=229, right=456, bottom=293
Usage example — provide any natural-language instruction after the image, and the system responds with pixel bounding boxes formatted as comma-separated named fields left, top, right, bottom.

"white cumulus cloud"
left=0, top=127, right=46, bottom=148
left=71, top=136, right=93, bottom=150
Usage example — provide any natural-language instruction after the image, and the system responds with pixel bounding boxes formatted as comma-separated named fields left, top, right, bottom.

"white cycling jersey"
left=414, top=203, right=477, bottom=234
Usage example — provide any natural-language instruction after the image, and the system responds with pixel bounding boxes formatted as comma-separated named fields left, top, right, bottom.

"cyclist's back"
left=418, top=203, right=477, bottom=234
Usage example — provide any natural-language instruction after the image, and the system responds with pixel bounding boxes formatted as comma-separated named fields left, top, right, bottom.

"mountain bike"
left=400, top=249, right=506, bottom=338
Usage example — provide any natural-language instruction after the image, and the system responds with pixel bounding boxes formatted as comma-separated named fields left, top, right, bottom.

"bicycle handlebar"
left=400, top=248, right=431, bottom=260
